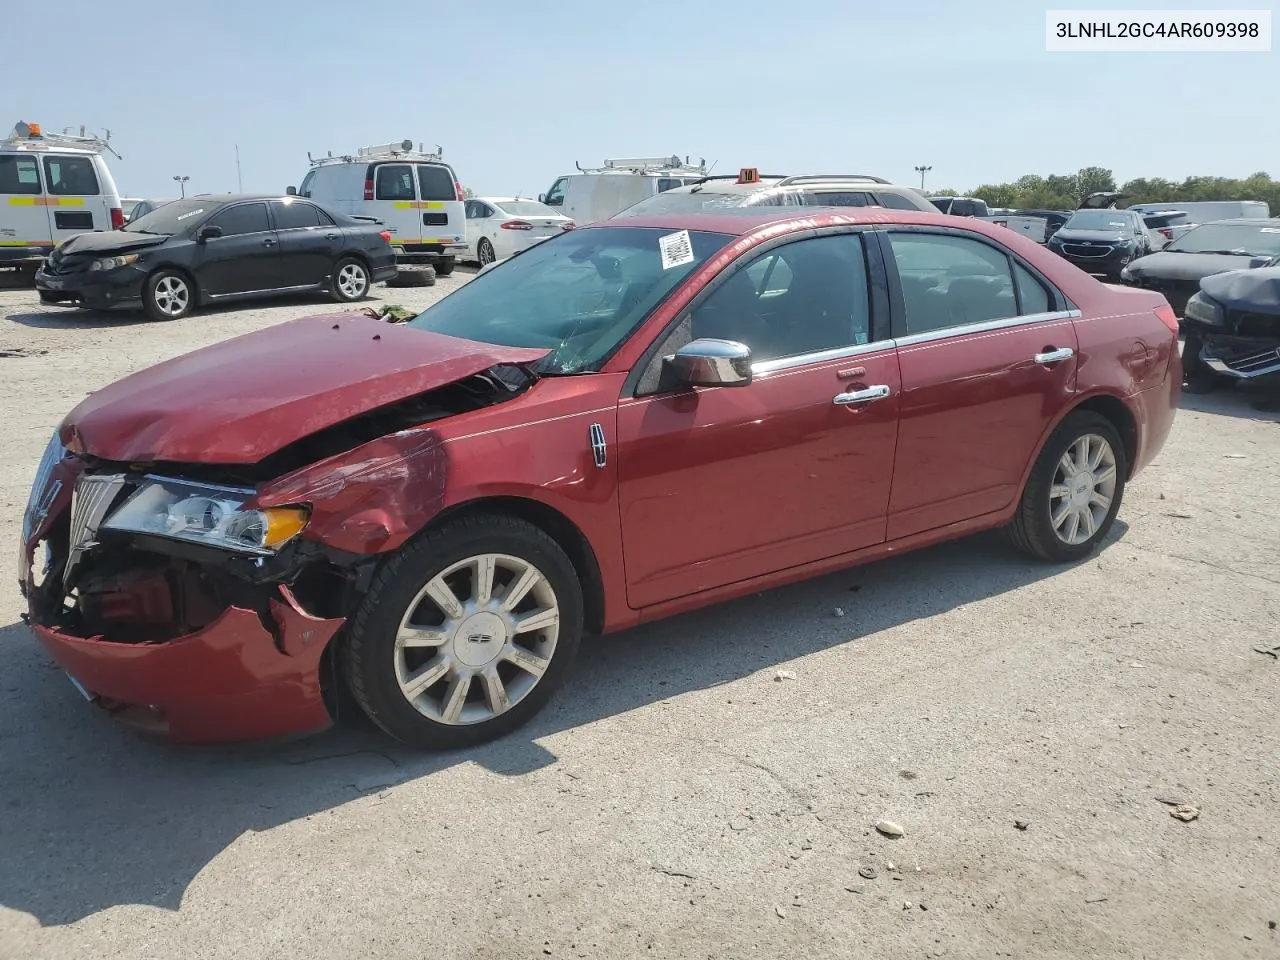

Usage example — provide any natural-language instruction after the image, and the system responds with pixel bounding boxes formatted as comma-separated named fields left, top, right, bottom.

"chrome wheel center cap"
left=453, top=610, right=508, bottom=668
left=1069, top=472, right=1093, bottom=506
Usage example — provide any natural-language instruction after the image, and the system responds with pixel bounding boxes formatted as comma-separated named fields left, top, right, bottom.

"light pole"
left=914, top=165, right=932, bottom=191
left=173, top=175, right=190, bottom=198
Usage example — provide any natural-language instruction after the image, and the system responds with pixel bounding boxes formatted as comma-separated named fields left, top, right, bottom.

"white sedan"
left=462, top=197, right=574, bottom=266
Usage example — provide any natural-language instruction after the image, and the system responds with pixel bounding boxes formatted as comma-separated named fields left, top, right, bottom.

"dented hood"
left=61, top=313, right=549, bottom=464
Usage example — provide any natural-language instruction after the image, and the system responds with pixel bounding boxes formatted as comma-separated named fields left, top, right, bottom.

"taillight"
left=1154, top=303, right=1179, bottom=333
left=502, top=220, right=533, bottom=231
left=562, top=221, right=575, bottom=231
left=455, top=181, right=465, bottom=201
left=109, top=207, right=124, bottom=230
left=379, top=230, right=392, bottom=243
left=363, top=178, right=374, bottom=201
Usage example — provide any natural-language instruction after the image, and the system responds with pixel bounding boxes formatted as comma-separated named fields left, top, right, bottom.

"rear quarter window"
left=876, top=191, right=925, bottom=211
left=43, top=155, right=100, bottom=196
left=0, top=155, right=41, bottom=194
left=417, top=164, right=457, bottom=202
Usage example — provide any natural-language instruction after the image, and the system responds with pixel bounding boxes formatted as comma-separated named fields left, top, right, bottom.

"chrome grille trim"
left=64, top=474, right=127, bottom=584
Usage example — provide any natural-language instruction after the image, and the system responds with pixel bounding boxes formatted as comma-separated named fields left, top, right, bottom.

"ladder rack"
left=307, top=139, right=444, bottom=167
left=4, top=121, right=119, bottom=157
left=574, top=154, right=708, bottom=176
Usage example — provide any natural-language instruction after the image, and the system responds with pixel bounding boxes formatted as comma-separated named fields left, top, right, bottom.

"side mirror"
left=664, top=338, right=752, bottom=389
left=286, top=186, right=298, bottom=196
left=537, top=193, right=546, bottom=203
left=196, top=224, right=223, bottom=243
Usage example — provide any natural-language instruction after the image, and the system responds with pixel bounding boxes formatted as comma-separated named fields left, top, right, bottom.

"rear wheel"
left=433, top=256, right=456, bottom=277
left=341, top=514, right=584, bottom=749
left=331, top=257, right=370, bottom=302
left=143, top=269, right=193, bottom=321
left=477, top=238, right=496, bottom=267
left=1008, top=411, right=1127, bottom=562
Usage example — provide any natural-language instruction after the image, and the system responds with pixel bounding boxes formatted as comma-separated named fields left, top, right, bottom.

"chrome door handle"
left=833, top=384, right=891, bottom=406
left=1034, top=347, right=1074, bottom=365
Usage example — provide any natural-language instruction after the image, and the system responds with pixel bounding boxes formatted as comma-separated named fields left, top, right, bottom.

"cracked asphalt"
left=1, top=269, right=1277, bottom=959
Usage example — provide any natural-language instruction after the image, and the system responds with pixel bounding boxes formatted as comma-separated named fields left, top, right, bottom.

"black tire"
left=385, top=264, right=435, bottom=288
left=1007, top=410, right=1128, bottom=562
left=142, top=268, right=194, bottom=321
left=331, top=256, right=371, bottom=302
left=433, top=256, right=456, bottom=277
left=477, top=239, right=496, bottom=268
left=341, top=514, right=584, bottom=750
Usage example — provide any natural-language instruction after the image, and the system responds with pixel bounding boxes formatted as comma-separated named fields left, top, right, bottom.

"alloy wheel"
left=394, top=553, right=560, bottom=725
left=153, top=276, right=189, bottom=316
left=337, top=263, right=368, bottom=299
left=1049, top=433, right=1117, bottom=545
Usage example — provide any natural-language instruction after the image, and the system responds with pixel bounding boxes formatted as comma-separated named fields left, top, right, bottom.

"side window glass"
left=876, top=191, right=921, bottom=211
left=298, top=170, right=316, bottom=198
left=375, top=164, right=414, bottom=201
left=42, top=156, right=100, bottom=195
left=544, top=178, right=567, bottom=206
left=0, top=156, right=42, bottom=194
left=807, top=191, right=871, bottom=207
left=271, top=199, right=323, bottom=230
left=689, top=233, right=872, bottom=363
left=887, top=232, right=1018, bottom=334
left=464, top=200, right=477, bottom=218
left=416, top=163, right=456, bottom=201
left=1014, top=262, right=1052, bottom=314
left=656, top=178, right=680, bottom=193
left=208, top=202, right=270, bottom=236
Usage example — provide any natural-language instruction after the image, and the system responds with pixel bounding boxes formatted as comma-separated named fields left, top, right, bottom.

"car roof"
left=480, top=196, right=549, bottom=204
left=583, top=206, right=1001, bottom=237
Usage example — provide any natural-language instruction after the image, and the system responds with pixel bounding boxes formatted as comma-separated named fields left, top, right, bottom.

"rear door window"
left=0, top=155, right=42, bottom=194
left=876, top=191, right=923, bottom=211
left=43, top=156, right=100, bottom=195
left=887, top=232, right=1020, bottom=334
left=806, top=190, right=873, bottom=207
left=375, top=164, right=415, bottom=201
left=416, top=164, right=456, bottom=201
left=271, top=199, right=324, bottom=230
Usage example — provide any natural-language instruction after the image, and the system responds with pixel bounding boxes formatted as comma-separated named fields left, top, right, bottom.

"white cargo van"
left=539, top=156, right=708, bottom=225
left=0, top=121, right=125, bottom=272
left=291, top=140, right=466, bottom=276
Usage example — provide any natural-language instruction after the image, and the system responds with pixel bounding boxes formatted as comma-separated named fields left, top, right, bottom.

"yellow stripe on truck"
left=390, top=201, right=447, bottom=210
left=0, top=240, right=54, bottom=246
left=7, top=196, right=87, bottom=207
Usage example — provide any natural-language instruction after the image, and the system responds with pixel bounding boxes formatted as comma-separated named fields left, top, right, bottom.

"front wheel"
left=341, top=515, right=584, bottom=749
left=331, top=257, right=370, bottom=302
left=143, top=269, right=194, bottom=321
left=1007, top=411, right=1128, bottom=562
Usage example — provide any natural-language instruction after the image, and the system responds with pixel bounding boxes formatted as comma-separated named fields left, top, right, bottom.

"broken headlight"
left=101, top=476, right=308, bottom=555
left=1183, top=292, right=1225, bottom=328
left=89, top=253, right=140, bottom=271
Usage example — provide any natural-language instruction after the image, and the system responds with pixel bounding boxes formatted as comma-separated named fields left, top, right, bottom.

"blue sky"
left=6, top=0, right=1275, bottom=198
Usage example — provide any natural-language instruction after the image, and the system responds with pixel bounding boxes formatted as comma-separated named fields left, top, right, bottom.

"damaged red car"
left=19, top=204, right=1182, bottom=748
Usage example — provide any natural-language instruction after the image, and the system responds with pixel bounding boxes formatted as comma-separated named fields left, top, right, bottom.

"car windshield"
left=1063, top=210, right=1132, bottom=231
left=496, top=200, right=558, bottom=217
left=407, top=226, right=733, bottom=374
left=1166, top=222, right=1280, bottom=257
left=123, top=199, right=218, bottom=235
left=612, top=189, right=755, bottom=218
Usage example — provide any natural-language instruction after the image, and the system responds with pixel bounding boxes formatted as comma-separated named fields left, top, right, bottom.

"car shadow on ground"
left=0, top=524, right=1124, bottom=926
left=1178, top=381, right=1280, bottom=420
left=1, top=287, right=415, bottom=332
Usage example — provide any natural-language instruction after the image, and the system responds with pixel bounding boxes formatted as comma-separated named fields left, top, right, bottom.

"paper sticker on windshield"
left=659, top=230, right=695, bottom=270
left=176, top=209, right=205, bottom=221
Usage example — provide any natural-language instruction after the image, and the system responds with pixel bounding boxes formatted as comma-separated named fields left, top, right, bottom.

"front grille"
left=1225, top=346, right=1280, bottom=373
left=422, top=213, right=449, bottom=226
left=1062, top=243, right=1113, bottom=258
left=65, top=474, right=127, bottom=583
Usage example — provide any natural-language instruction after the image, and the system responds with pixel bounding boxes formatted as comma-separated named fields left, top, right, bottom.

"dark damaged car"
left=19, top=209, right=1180, bottom=749
left=35, top=195, right=397, bottom=321
left=1120, top=218, right=1280, bottom=316
left=1181, top=266, right=1280, bottom=392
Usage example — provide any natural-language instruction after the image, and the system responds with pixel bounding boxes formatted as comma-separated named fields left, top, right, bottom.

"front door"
left=616, top=231, right=901, bottom=610
left=879, top=228, right=1080, bottom=539
left=194, top=201, right=282, bottom=295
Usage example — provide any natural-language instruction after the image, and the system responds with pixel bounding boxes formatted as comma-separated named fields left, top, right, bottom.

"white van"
left=0, top=121, right=125, bottom=272
left=539, top=156, right=709, bottom=225
left=291, top=140, right=466, bottom=276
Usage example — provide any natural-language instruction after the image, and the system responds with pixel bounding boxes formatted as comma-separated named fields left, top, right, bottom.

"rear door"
left=269, top=198, right=341, bottom=286
left=371, top=162, right=422, bottom=249
left=879, top=227, right=1079, bottom=539
left=415, top=162, right=464, bottom=249
left=0, top=153, right=53, bottom=255
left=41, top=153, right=107, bottom=243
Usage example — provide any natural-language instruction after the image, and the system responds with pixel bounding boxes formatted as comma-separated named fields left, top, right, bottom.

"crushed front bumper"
left=34, top=264, right=145, bottom=309
left=1202, top=335, right=1280, bottom=381
left=31, top=595, right=342, bottom=743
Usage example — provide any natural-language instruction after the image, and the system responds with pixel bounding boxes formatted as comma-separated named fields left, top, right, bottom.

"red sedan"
left=19, top=205, right=1181, bottom=748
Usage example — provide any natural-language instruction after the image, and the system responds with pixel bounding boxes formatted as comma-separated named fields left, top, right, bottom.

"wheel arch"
left=421, top=495, right=606, bottom=635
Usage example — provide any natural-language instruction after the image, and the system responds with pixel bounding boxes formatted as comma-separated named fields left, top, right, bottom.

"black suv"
left=1046, top=208, right=1156, bottom=281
